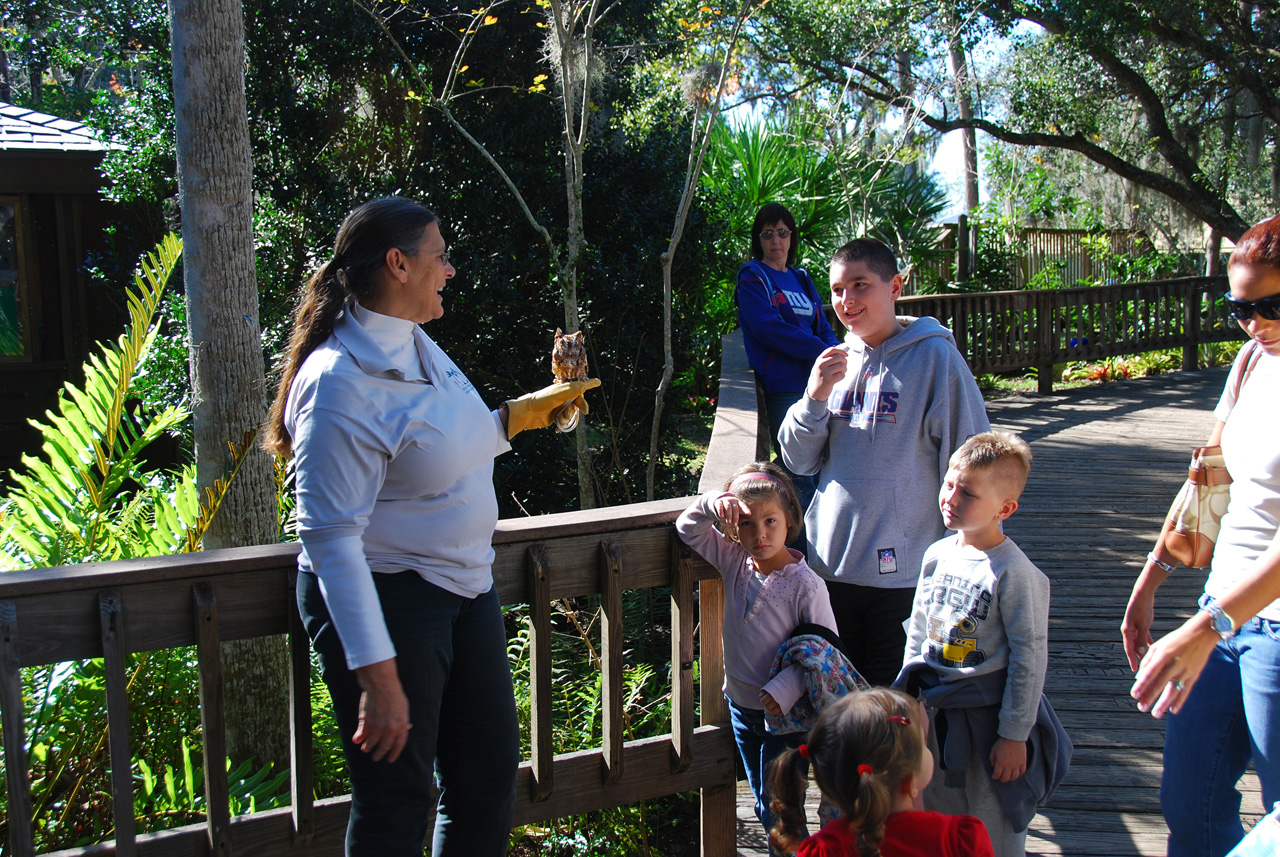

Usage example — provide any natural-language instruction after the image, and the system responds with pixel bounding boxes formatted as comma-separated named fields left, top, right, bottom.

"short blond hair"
left=949, top=431, right=1033, bottom=501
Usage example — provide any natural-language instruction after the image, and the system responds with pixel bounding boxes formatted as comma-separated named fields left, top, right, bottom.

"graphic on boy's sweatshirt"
left=921, top=573, right=993, bottom=668
left=926, top=614, right=986, bottom=668
left=828, top=388, right=900, bottom=425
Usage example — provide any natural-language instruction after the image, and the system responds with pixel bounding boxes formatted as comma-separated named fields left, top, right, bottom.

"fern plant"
left=0, top=235, right=301, bottom=852
left=0, top=233, right=247, bottom=568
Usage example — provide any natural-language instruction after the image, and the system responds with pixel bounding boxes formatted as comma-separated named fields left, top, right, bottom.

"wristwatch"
left=1201, top=601, right=1238, bottom=640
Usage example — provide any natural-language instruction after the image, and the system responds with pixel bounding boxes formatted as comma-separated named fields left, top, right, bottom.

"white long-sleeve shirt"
left=286, top=302, right=510, bottom=669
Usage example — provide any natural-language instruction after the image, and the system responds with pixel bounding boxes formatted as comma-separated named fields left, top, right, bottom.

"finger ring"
left=1170, top=679, right=1186, bottom=692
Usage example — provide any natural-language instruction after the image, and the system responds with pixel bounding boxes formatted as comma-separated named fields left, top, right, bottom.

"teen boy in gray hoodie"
left=779, top=238, right=990, bottom=687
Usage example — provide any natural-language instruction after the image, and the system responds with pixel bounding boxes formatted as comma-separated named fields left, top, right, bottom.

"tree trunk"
left=1273, top=129, right=1280, bottom=208
left=169, top=0, right=289, bottom=773
left=1205, top=227, right=1223, bottom=276
left=947, top=30, right=980, bottom=212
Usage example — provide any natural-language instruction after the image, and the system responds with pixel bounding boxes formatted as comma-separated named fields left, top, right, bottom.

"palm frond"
left=0, top=233, right=185, bottom=568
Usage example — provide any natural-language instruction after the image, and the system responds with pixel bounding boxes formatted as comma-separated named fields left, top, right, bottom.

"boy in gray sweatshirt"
left=895, top=431, right=1067, bottom=857
left=779, top=238, right=990, bottom=686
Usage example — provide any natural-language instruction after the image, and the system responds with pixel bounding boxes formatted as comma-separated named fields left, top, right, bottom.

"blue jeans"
left=1162, top=596, right=1280, bottom=857
left=298, top=571, right=519, bottom=857
left=728, top=698, right=806, bottom=849
left=764, top=390, right=816, bottom=517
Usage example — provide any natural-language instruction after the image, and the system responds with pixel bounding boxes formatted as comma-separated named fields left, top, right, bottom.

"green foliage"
left=700, top=115, right=849, bottom=271
left=3, top=648, right=293, bottom=851
left=0, top=236, right=302, bottom=852
left=504, top=584, right=693, bottom=852
left=135, top=736, right=290, bottom=821
left=0, top=234, right=189, bottom=567
left=1078, top=234, right=1187, bottom=285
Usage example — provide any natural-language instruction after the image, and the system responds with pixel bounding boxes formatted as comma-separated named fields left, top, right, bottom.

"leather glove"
left=505, top=378, right=601, bottom=438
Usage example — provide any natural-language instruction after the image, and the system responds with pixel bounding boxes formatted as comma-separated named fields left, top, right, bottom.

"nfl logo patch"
left=878, top=548, right=898, bottom=574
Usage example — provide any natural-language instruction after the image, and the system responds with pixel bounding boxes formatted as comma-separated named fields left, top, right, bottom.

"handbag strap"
left=1234, top=339, right=1262, bottom=402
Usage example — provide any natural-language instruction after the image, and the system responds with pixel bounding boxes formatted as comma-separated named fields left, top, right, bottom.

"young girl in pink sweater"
left=677, top=462, right=838, bottom=850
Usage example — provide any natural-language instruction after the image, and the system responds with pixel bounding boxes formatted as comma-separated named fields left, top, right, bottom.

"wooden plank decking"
left=735, top=366, right=1264, bottom=856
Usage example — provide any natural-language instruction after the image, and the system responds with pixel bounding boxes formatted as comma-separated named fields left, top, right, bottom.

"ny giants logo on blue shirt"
left=776, top=288, right=817, bottom=321
left=829, top=389, right=900, bottom=425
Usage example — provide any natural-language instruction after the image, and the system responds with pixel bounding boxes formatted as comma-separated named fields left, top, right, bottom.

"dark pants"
left=764, top=390, right=816, bottom=528
left=298, top=571, right=519, bottom=857
left=825, top=581, right=917, bottom=687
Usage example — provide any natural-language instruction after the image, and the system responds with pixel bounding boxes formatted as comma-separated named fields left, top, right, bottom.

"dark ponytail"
left=767, top=745, right=811, bottom=854
left=262, top=198, right=437, bottom=457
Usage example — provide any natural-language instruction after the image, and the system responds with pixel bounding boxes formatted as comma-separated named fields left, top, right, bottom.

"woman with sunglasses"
left=737, top=203, right=841, bottom=516
left=1121, top=212, right=1280, bottom=857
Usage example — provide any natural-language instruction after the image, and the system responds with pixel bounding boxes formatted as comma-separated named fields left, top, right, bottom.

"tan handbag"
left=1163, top=341, right=1261, bottom=568
left=1165, top=447, right=1233, bottom=567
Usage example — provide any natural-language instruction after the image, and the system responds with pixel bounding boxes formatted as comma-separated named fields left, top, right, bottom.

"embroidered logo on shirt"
left=445, top=367, right=475, bottom=394
left=878, top=548, right=898, bottom=574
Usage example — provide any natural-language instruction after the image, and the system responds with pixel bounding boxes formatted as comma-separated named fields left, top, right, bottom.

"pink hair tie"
left=728, top=471, right=795, bottom=506
left=857, top=764, right=873, bottom=776
left=887, top=715, right=911, bottom=726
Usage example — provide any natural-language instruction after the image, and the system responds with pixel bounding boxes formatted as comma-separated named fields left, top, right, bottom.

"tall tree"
left=744, top=0, right=1279, bottom=240
left=168, top=0, right=287, bottom=770
left=645, top=0, right=759, bottom=501
left=943, top=5, right=980, bottom=212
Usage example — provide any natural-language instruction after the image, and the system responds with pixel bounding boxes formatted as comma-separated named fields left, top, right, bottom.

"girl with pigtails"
left=768, top=688, right=994, bottom=857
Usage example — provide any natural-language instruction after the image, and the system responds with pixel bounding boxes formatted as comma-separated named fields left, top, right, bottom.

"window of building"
left=0, top=197, right=31, bottom=359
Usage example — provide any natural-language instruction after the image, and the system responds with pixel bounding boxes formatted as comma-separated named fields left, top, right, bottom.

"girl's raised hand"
left=713, top=492, right=751, bottom=530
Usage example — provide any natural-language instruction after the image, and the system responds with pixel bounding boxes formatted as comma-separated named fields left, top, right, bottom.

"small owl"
left=551, top=328, right=588, bottom=383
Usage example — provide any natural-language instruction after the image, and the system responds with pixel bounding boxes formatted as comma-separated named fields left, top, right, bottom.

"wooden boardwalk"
left=734, top=366, right=1264, bottom=856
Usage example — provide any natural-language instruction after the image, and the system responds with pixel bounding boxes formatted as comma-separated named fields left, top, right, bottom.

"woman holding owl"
left=263, top=197, right=597, bottom=856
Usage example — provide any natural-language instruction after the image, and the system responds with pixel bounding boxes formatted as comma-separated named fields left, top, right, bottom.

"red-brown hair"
left=1228, top=214, right=1280, bottom=272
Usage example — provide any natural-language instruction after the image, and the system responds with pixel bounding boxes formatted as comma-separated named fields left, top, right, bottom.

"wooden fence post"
left=287, top=572, right=314, bottom=843
left=0, top=599, right=35, bottom=857
left=1036, top=300, right=1055, bottom=394
left=698, top=577, right=733, bottom=857
left=192, top=582, right=233, bottom=856
left=670, top=532, right=695, bottom=773
left=599, top=539, right=624, bottom=785
left=1184, top=284, right=1201, bottom=371
left=527, top=545, right=554, bottom=801
left=99, top=590, right=137, bottom=857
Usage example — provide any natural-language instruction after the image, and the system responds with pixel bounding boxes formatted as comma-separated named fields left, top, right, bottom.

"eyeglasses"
left=759, top=229, right=792, bottom=241
left=1224, top=292, right=1280, bottom=321
left=439, top=250, right=452, bottom=267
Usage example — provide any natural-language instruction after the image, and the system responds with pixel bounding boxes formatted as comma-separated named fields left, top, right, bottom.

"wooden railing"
left=0, top=500, right=741, bottom=856
left=882, top=276, right=1240, bottom=393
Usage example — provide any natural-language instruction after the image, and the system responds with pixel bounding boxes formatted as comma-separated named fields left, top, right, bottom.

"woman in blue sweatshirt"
left=737, top=202, right=841, bottom=513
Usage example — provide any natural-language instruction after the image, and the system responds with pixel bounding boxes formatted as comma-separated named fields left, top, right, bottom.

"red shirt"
left=796, top=811, right=994, bottom=857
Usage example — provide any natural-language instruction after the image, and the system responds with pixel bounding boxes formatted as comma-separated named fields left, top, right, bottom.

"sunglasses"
left=759, top=228, right=792, bottom=241
left=1224, top=292, right=1280, bottom=322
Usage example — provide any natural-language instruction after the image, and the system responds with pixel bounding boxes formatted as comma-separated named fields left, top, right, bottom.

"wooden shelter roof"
left=0, top=101, right=110, bottom=154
